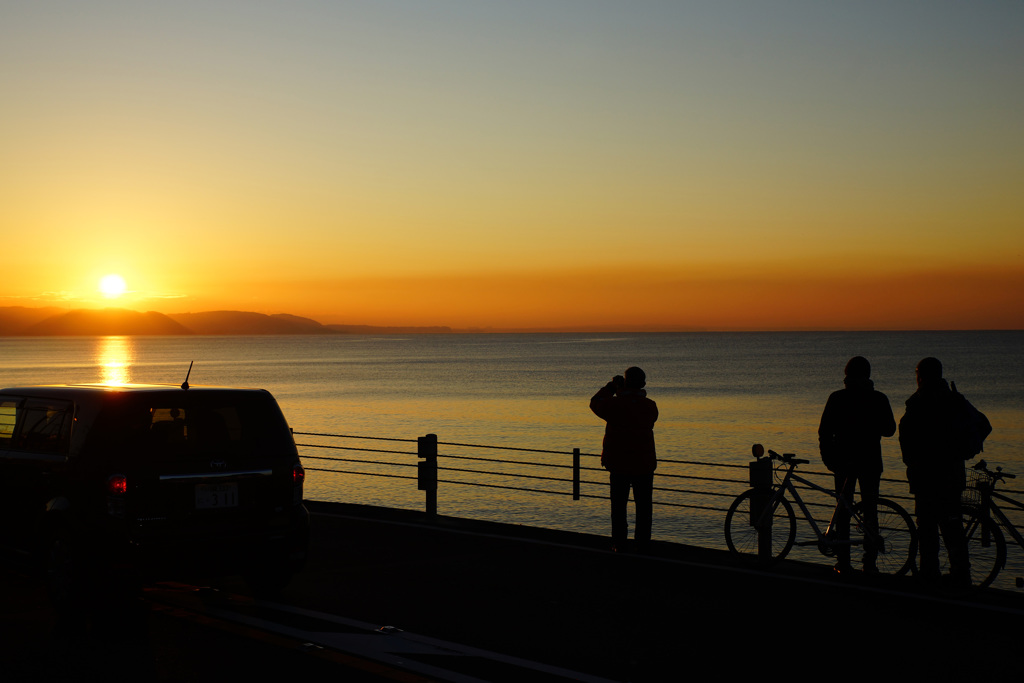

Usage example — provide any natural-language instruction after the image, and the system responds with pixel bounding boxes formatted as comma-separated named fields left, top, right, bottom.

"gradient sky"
left=2, top=1, right=1022, bottom=330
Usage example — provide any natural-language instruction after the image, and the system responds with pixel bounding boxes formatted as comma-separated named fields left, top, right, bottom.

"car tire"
left=46, top=532, right=87, bottom=612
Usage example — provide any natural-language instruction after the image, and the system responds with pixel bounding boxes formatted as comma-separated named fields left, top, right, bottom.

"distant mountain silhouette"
left=23, top=309, right=191, bottom=336
left=0, top=306, right=455, bottom=336
left=168, top=311, right=333, bottom=335
left=0, top=306, right=65, bottom=335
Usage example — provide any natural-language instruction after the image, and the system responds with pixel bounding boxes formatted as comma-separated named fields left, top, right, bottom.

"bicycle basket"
left=962, top=468, right=987, bottom=506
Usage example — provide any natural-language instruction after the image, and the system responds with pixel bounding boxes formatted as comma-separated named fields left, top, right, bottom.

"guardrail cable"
left=295, top=432, right=921, bottom=514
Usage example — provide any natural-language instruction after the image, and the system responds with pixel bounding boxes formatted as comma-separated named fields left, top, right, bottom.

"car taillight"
left=107, top=474, right=128, bottom=495
left=293, top=464, right=305, bottom=485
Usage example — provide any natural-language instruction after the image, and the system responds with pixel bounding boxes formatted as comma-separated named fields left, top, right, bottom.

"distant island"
left=0, top=306, right=712, bottom=335
left=0, top=306, right=454, bottom=336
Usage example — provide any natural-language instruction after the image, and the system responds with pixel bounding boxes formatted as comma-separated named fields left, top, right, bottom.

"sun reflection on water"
left=96, top=336, right=136, bottom=385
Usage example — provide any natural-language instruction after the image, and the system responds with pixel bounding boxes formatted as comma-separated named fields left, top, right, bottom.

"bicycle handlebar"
left=973, top=459, right=1016, bottom=481
left=758, top=447, right=809, bottom=466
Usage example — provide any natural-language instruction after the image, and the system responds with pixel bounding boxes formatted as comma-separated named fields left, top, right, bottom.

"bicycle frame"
left=982, top=489, right=1024, bottom=551
left=763, top=462, right=865, bottom=549
left=727, top=446, right=916, bottom=574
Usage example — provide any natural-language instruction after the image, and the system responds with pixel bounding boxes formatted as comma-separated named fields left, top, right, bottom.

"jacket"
left=899, top=378, right=966, bottom=493
left=817, top=377, right=896, bottom=475
left=590, top=383, right=658, bottom=475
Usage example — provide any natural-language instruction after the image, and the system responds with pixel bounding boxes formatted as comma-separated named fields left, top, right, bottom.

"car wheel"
left=46, top=533, right=85, bottom=611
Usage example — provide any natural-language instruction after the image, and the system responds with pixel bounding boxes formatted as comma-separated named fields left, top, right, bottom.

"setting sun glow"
left=2, top=4, right=1022, bottom=331
left=99, top=274, right=127, bottom=299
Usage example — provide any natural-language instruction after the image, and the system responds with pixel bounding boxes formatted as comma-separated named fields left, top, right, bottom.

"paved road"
left=4, top=502, right=1024, bottom=681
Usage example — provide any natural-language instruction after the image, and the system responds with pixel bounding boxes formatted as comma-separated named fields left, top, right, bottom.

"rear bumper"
left=103, top=503, right=311, bottom=580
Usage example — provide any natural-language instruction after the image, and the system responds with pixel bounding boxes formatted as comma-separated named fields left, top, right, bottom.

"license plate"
left=195, top=483, right=239, bottom=509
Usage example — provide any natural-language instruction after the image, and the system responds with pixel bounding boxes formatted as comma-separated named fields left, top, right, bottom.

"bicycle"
left=949, top=460, right=1024, bottom=590
left=724, top=444, right=917, bottom=575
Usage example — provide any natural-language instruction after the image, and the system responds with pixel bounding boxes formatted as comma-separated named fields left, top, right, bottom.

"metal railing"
left=293, top=431, right=932, bottom=521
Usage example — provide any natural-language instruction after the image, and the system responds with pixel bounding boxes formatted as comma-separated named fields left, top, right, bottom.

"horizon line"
left=1, top=304, right=1021, bottom=334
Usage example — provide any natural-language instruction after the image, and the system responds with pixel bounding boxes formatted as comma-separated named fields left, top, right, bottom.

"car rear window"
left=91, top=392, right=294, bottom=462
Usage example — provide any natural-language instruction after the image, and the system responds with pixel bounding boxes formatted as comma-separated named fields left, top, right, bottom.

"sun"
left=99, top=274, right=128, bottom=299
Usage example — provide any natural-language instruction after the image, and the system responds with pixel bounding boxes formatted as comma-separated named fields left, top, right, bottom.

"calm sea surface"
left=2, top=332, right=1022, bottom=588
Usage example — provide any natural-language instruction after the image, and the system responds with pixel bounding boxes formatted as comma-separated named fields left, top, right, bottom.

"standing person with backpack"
left=899, top=357, right=971, bottom=588
left=590, top=367, right=658, bottom=553
left=818, top=356, right=897, bottom=574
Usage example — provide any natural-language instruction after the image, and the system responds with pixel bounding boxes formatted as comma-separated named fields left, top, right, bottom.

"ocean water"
left=2, top=332, right=1023, bottom=588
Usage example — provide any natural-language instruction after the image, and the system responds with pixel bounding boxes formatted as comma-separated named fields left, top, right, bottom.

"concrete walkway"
left=3, top=501, right=1023, bottom=681
left=295, top=502, right=1024, bottom=682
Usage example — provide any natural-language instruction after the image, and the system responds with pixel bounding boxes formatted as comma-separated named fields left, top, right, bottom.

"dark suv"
left=0, top=384, right=309, bottom=603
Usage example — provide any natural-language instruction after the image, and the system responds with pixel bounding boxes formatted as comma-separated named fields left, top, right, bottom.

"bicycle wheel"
left=951, top=508, right=1005, bottom=590
left=724, top=489, right=796, bottom=564
left=850, top=498, right=916, bottom=576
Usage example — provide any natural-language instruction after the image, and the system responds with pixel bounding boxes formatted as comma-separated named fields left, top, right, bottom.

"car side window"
left=0, top=397, right=74, bottom=455
left=0, top=398, right=17, bottom=448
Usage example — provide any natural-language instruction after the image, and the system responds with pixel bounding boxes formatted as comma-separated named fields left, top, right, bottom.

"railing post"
left=749, top=457, right=773, bottom=562
left=572, top=448, right=580, bottom=501
left=418, top=433, right=438, bottom=516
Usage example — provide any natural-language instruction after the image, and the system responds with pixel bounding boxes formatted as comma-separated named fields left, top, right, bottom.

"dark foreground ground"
left=3, top=501, right=1024, bottom=682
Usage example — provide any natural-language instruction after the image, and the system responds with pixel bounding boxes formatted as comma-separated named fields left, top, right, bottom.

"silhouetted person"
left=899, top=357, right=970, bottom=587
left=818, top=356, right=896, bottom=574
left=590, top=367, right=658, bottom=552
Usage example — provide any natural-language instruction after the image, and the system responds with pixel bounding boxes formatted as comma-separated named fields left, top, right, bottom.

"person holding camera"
left=589, top=367, right=658, bottom=552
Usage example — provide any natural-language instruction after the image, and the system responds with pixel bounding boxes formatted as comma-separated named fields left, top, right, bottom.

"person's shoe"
left=833, top=561, right=854, bottom=575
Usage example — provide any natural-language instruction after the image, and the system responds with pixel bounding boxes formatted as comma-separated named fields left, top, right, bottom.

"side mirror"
left=752, top=443, right=765, bottom=459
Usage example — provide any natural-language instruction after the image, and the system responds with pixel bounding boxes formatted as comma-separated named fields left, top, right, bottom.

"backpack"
left=950, top=381, right=992, bottom=459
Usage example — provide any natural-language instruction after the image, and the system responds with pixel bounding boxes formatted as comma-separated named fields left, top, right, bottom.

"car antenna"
left=181, top=361, right=194, bottom=390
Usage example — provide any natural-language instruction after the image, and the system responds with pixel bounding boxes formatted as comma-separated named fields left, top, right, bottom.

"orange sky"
left=2, top=2, right=1022, bottom=331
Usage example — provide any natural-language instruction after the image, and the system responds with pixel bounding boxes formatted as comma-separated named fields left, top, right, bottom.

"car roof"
left=0, top=384, right=269, bottom=398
